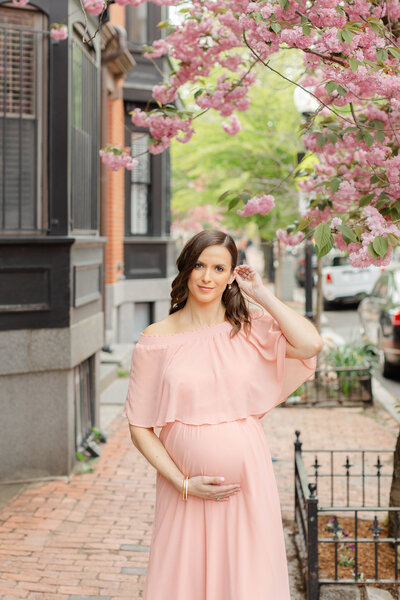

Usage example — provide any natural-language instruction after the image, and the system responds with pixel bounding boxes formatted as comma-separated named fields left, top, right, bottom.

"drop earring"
left=228, top=284, right=232, bottom=290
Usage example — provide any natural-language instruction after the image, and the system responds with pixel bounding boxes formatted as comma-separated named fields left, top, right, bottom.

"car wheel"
left=378, top=334, right=397, bottom=379
left=323, top=298, right=335, bottom=311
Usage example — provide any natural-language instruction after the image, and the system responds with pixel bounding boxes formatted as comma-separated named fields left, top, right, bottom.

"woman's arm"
left=234, top=264, right=323, bottom=360
left=251, top=285, right=323, bottom=359
left=129, top=425, right=184, bottom=492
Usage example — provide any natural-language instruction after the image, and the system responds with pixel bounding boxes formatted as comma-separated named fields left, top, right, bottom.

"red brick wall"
left=104, top=5, right=127, bottom=285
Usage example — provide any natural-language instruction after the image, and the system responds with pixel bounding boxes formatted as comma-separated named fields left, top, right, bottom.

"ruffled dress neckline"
left=139, top=316, right=235, bottom=344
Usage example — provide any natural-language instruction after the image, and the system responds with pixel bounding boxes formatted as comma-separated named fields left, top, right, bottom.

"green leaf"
left=228, top=197, right=241, bottom=210
left=217, top=190, right=233, bottom=203
left=330, top=178, right=341, bottom=193
left=325, top=81, right=337, bottom=94
left=298, top=216, right=312, bottom=231
left=336, top=84, right=348, bottom=97
left=337, top=224, right=358, bottom=244
left=372, top=236, right=389, bottom=257
left=370, top=119, right=385, bottom=130
left=368, top=21, right=381, bottom=34
left=341, top=29, right=353, bottom=44
left=336, top=30, right=343, bottom=43
left=270, top=22, right=282, bottom=33
left=302, top=24, right=311, bottom=36
left=359, top=193, right=375, bottom=207
left=317, top=236, right=334, bottom=258
left=376, top=48, right=388, bottom=62
left=374, top=130, right=385, bottom=144
left=370, top=174, right=380, bottom=184
left=363, top=131, right=374, bottom=147
left=327, top=131, right=338, bottom=144
left=368, top=241, right=379, bottom=258
left=388, top=47, right=400, bottom=59
left=354, top=225, right=364, bottom=240
left=314, top=222, right=332, bottom=255
left=387, top=233, right=400, bottom=248
left=317, top=133, right=327, bottom=148
left=349, top=59, right=360, bottom=73
left=278, top=0, right=289, bottom=10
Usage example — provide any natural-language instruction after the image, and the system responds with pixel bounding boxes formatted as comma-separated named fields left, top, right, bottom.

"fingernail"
left=220, top=477, right=224, bottom=482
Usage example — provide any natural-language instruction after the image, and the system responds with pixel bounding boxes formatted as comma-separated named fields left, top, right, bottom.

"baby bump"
left=159, top=416, right=264, bottom=484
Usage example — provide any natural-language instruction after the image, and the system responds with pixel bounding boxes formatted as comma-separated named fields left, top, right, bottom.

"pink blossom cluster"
left=237, top=194, right=275, bottom=217
left=276, top=230, right=305, bottom=246
left=50, top=25, right=68, bottom=42
left=84, top=0, right=105, bottom=15
left=99, top=146, right=138, bottom=172
left=221, top=115, right=242, bottom=136
left=342, top=206, right=400, bottom=267
left=131, top=108, right=194, bottom=154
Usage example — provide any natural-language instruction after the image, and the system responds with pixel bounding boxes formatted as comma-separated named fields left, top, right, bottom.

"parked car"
left=322, top=252, right=382, bottom=309
left=358, top=265, right=400, bottom=378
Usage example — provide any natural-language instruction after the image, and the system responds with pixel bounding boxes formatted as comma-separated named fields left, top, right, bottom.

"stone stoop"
left=365, top=587, right=397, bottom=600
left=320, top=586, right=397, bottom=600
left=320, top=585, right=361, bottom=599
left=100, top=343, right=134, bottom=391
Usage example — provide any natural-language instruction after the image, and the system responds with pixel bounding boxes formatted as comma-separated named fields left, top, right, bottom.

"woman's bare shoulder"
left=142, top=315, right=179, bottom=336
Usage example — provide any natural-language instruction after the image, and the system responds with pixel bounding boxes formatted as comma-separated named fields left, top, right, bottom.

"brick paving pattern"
left=0, top=402, right=397, bottom=599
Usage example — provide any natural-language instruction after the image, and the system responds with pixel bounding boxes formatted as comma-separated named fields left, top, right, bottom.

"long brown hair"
left=169, top=230, right=251, bottom=337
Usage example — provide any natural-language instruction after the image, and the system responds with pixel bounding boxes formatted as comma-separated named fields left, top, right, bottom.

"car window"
left=371, top=275, right=389, bottom=299
left=332, top=256, right=350, bottom=267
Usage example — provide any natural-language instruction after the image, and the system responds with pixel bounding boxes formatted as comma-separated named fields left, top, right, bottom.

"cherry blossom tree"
left=16, top=0, right=400, bottom=266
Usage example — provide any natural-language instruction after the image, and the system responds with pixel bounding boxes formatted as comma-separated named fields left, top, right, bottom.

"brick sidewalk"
left=0, top=402, right=397, bottom=600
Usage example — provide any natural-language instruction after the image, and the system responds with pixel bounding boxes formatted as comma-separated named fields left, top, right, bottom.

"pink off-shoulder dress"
left=123, top=308, right=316, bottom=600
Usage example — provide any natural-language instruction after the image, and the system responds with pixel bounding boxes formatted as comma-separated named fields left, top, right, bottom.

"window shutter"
left=0, top=7, right=46, bottom=232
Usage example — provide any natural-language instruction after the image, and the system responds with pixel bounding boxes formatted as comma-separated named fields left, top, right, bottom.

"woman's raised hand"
left=187, top=475, right=241, bottom=502
left=233, top=264, right=264, bottom=299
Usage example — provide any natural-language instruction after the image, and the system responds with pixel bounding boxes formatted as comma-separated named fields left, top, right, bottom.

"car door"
left=359, top=274, right=390, bottom=344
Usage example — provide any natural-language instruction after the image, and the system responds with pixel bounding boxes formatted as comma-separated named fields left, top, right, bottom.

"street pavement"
left=0, top=376, right=398, bottom=599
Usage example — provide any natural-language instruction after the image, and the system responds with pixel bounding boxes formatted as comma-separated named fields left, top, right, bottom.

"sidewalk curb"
left=372, top=376, right=400, bottom=426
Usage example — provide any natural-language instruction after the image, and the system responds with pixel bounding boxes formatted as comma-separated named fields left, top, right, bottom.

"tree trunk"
left=314, top=257, right=323, bottom=333
left=388, top=428, right=400, bottom=539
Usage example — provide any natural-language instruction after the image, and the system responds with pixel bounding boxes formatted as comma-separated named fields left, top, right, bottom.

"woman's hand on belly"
left=188, top=475, right=241, bottom=502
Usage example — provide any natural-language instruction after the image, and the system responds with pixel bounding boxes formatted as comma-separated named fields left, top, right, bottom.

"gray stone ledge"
left=320, top=584, right=361, bottom=600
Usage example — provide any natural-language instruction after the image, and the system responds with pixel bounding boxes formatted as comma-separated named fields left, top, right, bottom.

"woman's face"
left=187, top=245, right=235, bottom=303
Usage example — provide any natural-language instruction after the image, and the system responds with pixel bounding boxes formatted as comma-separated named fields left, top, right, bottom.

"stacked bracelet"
left=182, top=475, right=189, bottom=501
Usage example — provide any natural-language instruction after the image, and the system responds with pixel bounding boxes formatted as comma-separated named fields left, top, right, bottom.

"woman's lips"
left=198, top=286, right=213, bottom=291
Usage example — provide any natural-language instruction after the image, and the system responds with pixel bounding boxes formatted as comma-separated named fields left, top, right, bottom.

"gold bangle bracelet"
left=182, top=475, right=189, bottom=501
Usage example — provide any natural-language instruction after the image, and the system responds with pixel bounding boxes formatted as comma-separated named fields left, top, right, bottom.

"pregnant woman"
left=123, top=229, right=323, bottom=600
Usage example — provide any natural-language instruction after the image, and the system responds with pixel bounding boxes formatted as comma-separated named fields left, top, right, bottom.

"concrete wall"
left=105, top=277, right=173, bottom=344
left=0, top=313, right=103, bottom=480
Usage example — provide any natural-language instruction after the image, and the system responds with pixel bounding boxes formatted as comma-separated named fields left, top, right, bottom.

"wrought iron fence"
left=74, top=356, right=95, bottom=452
left=285, top=366, right=372, bottom=407
left=294, top=430, right=400, bottom=599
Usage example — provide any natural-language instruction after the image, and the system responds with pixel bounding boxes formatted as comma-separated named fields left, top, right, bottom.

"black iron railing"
left=286, top=366, right=372, bottom=407
left=294, top=430, right=400, bottom=599
left=74, top=356, right=95, bottom=452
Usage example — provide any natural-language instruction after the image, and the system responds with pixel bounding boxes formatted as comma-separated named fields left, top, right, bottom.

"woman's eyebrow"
left=197, top=261, right=227, bottom=267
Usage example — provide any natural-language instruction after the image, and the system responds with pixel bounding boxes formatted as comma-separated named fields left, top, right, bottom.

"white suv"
left=322, top=252, right=383, bottom=309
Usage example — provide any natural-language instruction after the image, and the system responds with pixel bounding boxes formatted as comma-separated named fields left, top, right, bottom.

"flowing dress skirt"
left=143, top=415, right=291, bottom=600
